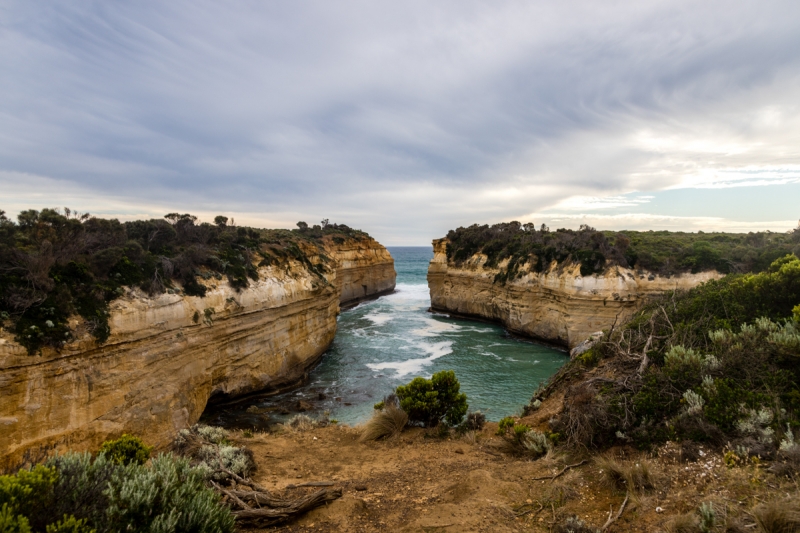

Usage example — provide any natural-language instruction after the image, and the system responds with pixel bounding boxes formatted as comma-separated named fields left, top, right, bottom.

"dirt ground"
left=229, top=417, right=798, bottom=533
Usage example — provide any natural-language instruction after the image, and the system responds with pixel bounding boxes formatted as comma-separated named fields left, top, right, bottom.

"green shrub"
left=0, top=504, right=31, bottom=533
left=105, top=454, right=234, bottom=533
left=99, top=434, right=152, bottom=466
left=497, top=416, right=516, bottom=435
left=0, top=451, right=235, bottom=533
left=45, top=515, right=94, bottom=533
left=395, top=370, right=468, bottom=427
left=0, top=465, right=58, bottom=521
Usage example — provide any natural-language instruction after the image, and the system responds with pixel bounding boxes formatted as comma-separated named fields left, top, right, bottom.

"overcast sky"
left=2, top=1, right=799, bottom=244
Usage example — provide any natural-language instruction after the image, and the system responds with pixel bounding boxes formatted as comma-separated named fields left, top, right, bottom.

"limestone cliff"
left=322, top=236, right=396, bottom=307
left=0, top=239, right=394, bottom=470
left=427, top=238, right=721, bottom=349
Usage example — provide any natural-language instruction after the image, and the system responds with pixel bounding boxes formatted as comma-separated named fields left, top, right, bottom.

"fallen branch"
left=232, top=488, right=343, bottom=527
left=285, top=481, right=336, bottom=489
left=601, top=492, right=629, bottom=531
left=531, top=460, right=588, bottom=481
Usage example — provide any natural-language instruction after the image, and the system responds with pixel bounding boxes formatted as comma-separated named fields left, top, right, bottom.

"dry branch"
left=531, top=460, right=588, bottom=481
left=601, top=492, right=629, bottom=531
left=232, top=488, right=343, bottom=527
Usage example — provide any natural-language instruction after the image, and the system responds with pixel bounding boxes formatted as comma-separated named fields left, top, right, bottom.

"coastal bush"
left=0, top=208, right=366, bottom=354
left=98, top=434, right=152, bottom=466
left=541, top=255, right=800, bottom=452
left=395, top=370, right=468, bottom=427
left=444, top=221, right=800, bottom=284
left=464, top=411, right=486, bottom=431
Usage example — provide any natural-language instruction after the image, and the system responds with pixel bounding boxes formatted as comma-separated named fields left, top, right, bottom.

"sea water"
left=202, top=246, right=567, bottom=428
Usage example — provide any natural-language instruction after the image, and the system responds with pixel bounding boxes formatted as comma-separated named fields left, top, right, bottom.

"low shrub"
left=464, top=411, right=486, bottom=431
left=1, top=446, right=233, bottom=533
left=98, top=434, right=152, bottom=466
left=395, top=370, right=468, bottom=427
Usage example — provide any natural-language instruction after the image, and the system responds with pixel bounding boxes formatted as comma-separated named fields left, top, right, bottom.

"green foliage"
left=105, top=454, right=234, bottom=533
left=0, top=465, right=58, bottom=520
left=0, top=504, right=31, bottom=533
left=548, top=255, right=800, bottom=450
left=99, top=434, right=152, bottom=466
left=445, top=221, right=800, bottom=284
left=0, top=208, right=364, bottom=354
left=395, top=370, right=468, bottom=427
left=25, top=451, right=234, bottom=533
left=497, top=417, right=516, bottom=435
left=45, top=515, right=94, bottom=533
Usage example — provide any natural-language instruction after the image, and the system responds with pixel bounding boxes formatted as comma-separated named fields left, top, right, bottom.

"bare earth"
left=231, top=418, right=791, bottom=533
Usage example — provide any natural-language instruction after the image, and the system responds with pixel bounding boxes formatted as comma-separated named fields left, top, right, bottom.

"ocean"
left=202, top=246, right=567, bottom=428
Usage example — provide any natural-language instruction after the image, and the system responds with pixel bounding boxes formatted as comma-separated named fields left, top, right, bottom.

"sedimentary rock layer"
left=322, top=236, right=396, bottom=306
left=427, top=238, right=720, bottom=349
left=0, top=238, right=395, bottom=470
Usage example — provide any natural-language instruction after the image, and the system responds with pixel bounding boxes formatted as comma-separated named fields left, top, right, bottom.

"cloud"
left=1, top=1, right=799, bottom=243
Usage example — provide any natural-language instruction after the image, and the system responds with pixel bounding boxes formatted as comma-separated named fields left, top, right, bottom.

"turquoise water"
left=203, top=247, right=567, bottom=428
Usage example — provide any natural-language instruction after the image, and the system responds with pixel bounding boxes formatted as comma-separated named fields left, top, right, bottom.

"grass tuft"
left=752, top=498, right=800, bottom=533
left=595, top=455, right=654, bottom=493
left=360, top=406, right=408, bottom=442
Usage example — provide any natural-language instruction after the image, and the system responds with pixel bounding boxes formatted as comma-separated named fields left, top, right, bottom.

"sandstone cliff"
left=427, top=238, right=721, bottom=349
left=322, top=236, right=396, bottom=307
left=0, top=238, right=394, bottom=470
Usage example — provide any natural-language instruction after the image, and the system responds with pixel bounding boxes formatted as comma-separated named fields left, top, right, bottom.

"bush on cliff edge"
left=395, top=370, right=468, bottom=427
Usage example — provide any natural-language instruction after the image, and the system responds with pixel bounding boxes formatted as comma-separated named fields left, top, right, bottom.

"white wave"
left=366, top=340, right=452, bottom=377
left=386, top=283, right=430, bottom=300
left=364, top=312, right=394, bottom=326
left=411, top=317, right=462, bottom=337
left=480, top=351, right=502, bottom=360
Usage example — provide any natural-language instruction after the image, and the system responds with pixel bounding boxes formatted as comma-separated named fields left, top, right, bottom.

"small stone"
left=297, top=400, right=313, bottom=412
left=656, top=507, right=664, bottom=513
left=354, top=485, right=368, bottom=491
left=454, top=448, right=464, bottom=454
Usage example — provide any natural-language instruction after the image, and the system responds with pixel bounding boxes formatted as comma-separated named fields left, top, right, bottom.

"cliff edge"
left=0, top=232, right=394, bottom=470
left=428, top=238, right=721, bottom=349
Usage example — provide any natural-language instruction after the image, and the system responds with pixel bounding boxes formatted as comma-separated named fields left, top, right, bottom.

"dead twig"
left=531, top=460, right=588, bottom=481
left=601, top=492, right=629, bottom=531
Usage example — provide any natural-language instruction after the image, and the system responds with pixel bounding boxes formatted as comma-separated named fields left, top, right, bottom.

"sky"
left=1, top=1, right=799, bottom=245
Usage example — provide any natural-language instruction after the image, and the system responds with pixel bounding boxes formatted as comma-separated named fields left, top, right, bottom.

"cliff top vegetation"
left=0, top=208, right=371, bottom=354
left=532, top=254, right=800, bottom=456
left=444, top=221, right=800, bottom=280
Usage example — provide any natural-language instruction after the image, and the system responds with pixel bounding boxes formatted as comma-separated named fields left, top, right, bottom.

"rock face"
left=0, top=238, right=394, bottom=471
left=322, top=236, right=396, bottom=307
left=428, top=238, right=721, bottom=349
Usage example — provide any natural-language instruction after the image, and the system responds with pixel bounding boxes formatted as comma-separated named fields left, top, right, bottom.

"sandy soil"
left=228, top=419, right=795, bottom=533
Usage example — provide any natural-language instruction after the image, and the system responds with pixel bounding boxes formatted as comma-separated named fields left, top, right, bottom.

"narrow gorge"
left=0, top=234, right=395, bottom=471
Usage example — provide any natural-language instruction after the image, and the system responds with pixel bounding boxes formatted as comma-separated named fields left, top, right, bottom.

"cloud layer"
left=2, top=1, right=799, bottom=243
